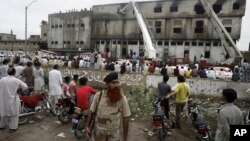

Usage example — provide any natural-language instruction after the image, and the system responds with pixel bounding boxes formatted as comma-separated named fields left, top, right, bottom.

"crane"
left=118, top=1, right=156, bottom=59
left=199, top=0, right=243, bottom=65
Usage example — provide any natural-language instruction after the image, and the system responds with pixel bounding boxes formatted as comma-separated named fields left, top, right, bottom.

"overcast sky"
left=0, top=0, right=249, bottom=51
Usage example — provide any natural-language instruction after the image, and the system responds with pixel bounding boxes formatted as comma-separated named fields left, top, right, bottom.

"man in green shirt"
left=166, top=75, right=190, bottom=129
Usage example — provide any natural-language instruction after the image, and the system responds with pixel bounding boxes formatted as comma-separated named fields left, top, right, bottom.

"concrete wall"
left=44, top=68, right=249, bottom=99
left=146, top=75, right=250, bottom=99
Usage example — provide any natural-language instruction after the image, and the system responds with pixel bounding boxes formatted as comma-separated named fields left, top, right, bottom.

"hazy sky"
left=0, top=0, right=249, bottom=51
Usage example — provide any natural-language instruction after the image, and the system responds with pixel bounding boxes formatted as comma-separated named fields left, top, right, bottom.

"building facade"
left=46, top=0, right=246, bottom=64
left=47, top=9, right=92, bottom=55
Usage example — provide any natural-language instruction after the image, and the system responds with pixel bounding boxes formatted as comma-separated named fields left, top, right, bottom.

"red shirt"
left=76, top=85, right=97, bottom=110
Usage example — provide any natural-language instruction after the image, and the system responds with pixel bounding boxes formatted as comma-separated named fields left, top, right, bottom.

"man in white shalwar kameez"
left=48, top=64, right=63, bottom=115
left=0, top=67, right=28, bottom=132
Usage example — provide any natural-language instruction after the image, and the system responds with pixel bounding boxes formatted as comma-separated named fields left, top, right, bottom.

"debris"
left=148, top=131, right=153, bottom=136
left=40, top=125, right=48, bottom=130
left=131, top=118, right=135, bottom=121
left=57, top=133, right=66, bottom=138
left=28, top=120, right=34, bottom=123
left=54, top=121, right=61, bottom=124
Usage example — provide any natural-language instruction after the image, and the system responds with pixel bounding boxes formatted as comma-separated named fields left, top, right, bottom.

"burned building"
left=46, top=0, right=246, bottom=64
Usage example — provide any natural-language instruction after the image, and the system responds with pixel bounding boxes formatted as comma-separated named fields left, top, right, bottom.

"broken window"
left=43, top=33, right=47, bottom=36
left=213, top=4, right=222, bottom=14
left=184, top=50, right=189, bottom=57
left=177, top=42, right=183, bottom=45
left=80, top=41, right=84, bottom=44
left=156, top=28, right=161, bottom=33
left=213, top=42, right=218, bottom=46
left=158, top=41, right=163, bottom=45
left=194, top=20, right=204, bottom=33
left=164, top=41, right=169, bottom=46
left=51, top=41, right=54, bottom=44
left=155, top=21, right=162, bottom=27
left=139, top=41, right=143, bottom=45
left=173, top=28, right=182, bottom=33
left=106, top=41, right=110, bottom=45
left=192, top=42, right=197, bottom=46
left=96, top=41, right=100, bottom=45
left=195, top=4, right=205, bottom=14
left=122, top=47, right=127, bottom=56
left=154, top=7, right=162, bottom=13
left=123, top=41, right=127, bottom=44
left=225, top=27, right=232, bottom=33
left=185, top=42, right=190, bottom=46
left=233, top=3, right=240, bottom=10
left=206, top=42, right=211, bottom=46
left=67, top=24, right=71, bottom=28
left=205, top=51, right=210, bottom=58
left=170, top=6, right=178, bottom=12
left=171, top=42, right=176, bottom=45
left=117, top=41, right=121, bottom=44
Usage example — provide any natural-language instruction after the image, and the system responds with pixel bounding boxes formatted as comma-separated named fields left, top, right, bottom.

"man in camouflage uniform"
left=86, top=72, right=131, bottom=141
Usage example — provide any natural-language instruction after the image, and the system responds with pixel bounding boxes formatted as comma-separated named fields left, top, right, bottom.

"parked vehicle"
left=19, top=92, right=47, bottom=125
left=72, top=107, right=89, bottom=140
left=152, top=99, right=168, bottom=141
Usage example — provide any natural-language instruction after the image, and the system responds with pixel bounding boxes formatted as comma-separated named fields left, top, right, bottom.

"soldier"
left=86, top=72, right=131, bottom=141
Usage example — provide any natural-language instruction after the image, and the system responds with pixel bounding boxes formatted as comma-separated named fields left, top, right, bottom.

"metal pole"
left=25, top=6, right=27, bottom=55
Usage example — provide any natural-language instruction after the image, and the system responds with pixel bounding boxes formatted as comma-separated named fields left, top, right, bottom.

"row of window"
left=51, top=41, right=85, bottom=44
left=95, top=40, right=222, bottom=47
left=51, top=24, right=85, bottom=28
left=154, top=3, right=241, bottom=14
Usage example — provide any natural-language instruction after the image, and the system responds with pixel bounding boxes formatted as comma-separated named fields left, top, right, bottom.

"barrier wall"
left=44, top=68, right=250, bottom=99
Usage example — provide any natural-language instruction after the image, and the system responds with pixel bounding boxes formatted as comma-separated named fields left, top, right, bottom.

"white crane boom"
left=200, top=0, right=243, bottom=65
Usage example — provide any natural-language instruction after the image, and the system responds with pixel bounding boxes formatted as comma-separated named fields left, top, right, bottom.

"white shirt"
left=15, top=65, right=25, bottom=79
left=49, top=69, right=63, bottom=96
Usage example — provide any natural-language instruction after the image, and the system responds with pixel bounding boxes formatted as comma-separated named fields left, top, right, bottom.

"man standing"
left=0, top=59, right=10, bottom=78
left=158, top=75, right=171, bottom=120
left=86, top=72, right=131, bottom=141
left=69, top=74, right=79, bottom=100
left=0, top=67, right=28, bottom=133
left=166, top=75, right=190, bottom=129
left=48, top=64, right=63, bottom=115
left=215, top=88, right=243, bottom=141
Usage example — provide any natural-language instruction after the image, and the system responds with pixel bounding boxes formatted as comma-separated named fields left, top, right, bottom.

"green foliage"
left=124, top=85, right=157, bottom=116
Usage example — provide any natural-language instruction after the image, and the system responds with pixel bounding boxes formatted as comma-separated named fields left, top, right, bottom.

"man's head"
left=53, top=64, right=59, bottom=70
left=177, top=75, right=185, bottom=82
left=73, top=74, right=79, bottom=81
left=79, top=77, right=88, bottom=86
left=104, top=72, right=122, bottom=103
left=64, top=76, right=71, bottom=84
left=221, top=88, right=237, bottom=103
left=7, top=66, right=16, bottom=76
left=163, top=75, right=169, bottom=82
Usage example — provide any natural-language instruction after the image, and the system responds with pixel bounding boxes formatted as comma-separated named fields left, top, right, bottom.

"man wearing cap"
left=86, top=72, right=131, bottom=141
left=215, top=88, right=243, bottom=141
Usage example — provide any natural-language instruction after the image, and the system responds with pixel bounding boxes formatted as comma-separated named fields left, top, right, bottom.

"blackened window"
left=158, top=41, right=163, bottom=45
left=206, top=42, right=211, bottom=46
left=213, top=42, right=218, bottom=46
left=59, top=25, right=62, bottom=28
left=106, top=41, right=110, bottom=45
left=170, top=6, right=178, bottom=12
left=71, top=24, right=75, bottom=28
left=43, top=33, right=47, bottom=36
left=155, top=21, right=162, bottom=27
left=113, top=41, right=116, bottom=44
left=171, top=42, right=176, bottom=45
left=81, top=24, right=85, bottom=28
left=184, top=50, right=189, bottom=57
left=205, top=51, right=210, bottom=58
left=51, top=41, right=54, bottom=44
left=156, top=28, right=161, bottom=33
left=101, top=41, right=104, bottom=44
left=185, top=42, right=190, bottom=46
left=55, top=25, right=58, bottom=28
left=173, top=28, right=182, bottom=33
left=80, top=41, right=84, bottom=44
left=122, top=48, right=127, bottom=56
left=195, top=4, right=205, bottom=14
left=225, top=27, right=232, bottom=33
left=192, top=42, right=197, bottom=46
left=177, top=42, right=183, bottom=45
left=198, top=42, right=203, bottom=46
left=117, top=41, right=121, bottom=44
left=55, top=41, right=58, bottom=44
left=96, top=41, right=100, bottom=45
left=139, top=41, right=143, bottom=45
left=128, top=41, right=138, bottom=45
left=67, top=41, right=70, bottom=44
left=51, top=25, right=54, bottom=28
left=164, top=41, right=169, bottom=46
left=154, top=7, right=162, bottom=13
left=213, top=4, right=222, bottom=14
left=76, top=41, right=79, bottom=44
left=233, top=3, right=240, bottom=10
left=195, top=20, right=204, bottom=33
left=63, top=41, right=66, bottom=44
left=123, top=41, right=127, bottom=44
left=67, top=24, right=71, bottom=28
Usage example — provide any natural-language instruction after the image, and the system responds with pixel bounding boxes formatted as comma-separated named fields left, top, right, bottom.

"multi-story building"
left=46, top=0, right=246, bottom=64
left=47, top=9, right=92, bottom=55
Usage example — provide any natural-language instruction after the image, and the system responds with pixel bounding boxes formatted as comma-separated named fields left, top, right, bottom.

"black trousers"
left=161, top=98, right=169, bottom=120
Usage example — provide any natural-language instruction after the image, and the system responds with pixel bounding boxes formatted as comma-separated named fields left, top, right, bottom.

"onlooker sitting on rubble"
left=148, top=63, right=155, bottom=74
left=199, top=68, right=207, bottom=78
left=174, top=66, right=179, bottom=76
left=179, top=66, right=185, bottom=76
left=185, top=68, right=192, bottom=78
left=207, top=68, right=216, bottom=79
left=191, top=66, right=199, bottom=77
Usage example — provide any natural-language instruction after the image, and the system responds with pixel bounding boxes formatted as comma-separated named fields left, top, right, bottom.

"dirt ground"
left=0, top=110, right=206, bottom=141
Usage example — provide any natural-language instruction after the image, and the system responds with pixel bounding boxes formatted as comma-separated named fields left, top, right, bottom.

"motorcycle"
left=152, top=99, right=168, bottom=141
left=56, top=98, right=75, bottom=124
left=188, top=101, right=213, bottom=141
left=19, top=92, right=47, bottom=125
left=72, top=107, right=89, bottom=140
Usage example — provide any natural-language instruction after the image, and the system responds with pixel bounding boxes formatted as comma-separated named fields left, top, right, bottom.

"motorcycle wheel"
left=18, top=106, right=30, bottom=125
left=158, top=129, right=165, bottom=141
left=74, top=118, right=87, bottom=140
left=58, top=108, right=70, bottom=123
